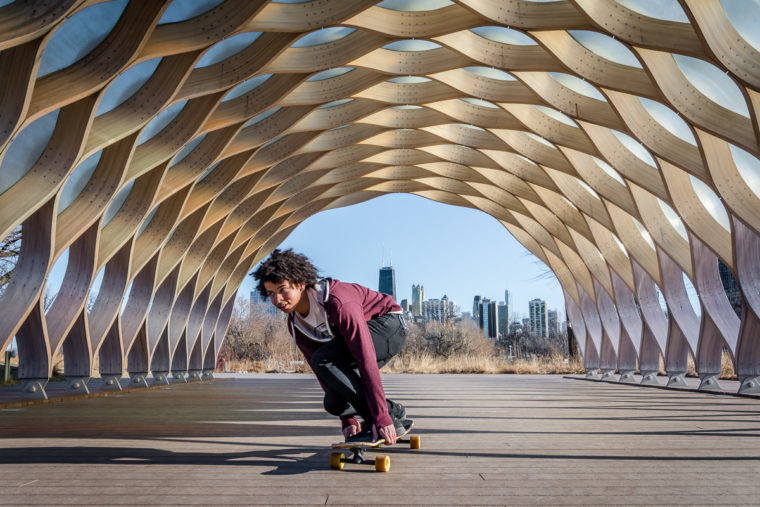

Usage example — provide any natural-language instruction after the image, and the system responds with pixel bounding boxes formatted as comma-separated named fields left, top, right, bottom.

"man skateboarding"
left=252, top=249, right=408, bottom=444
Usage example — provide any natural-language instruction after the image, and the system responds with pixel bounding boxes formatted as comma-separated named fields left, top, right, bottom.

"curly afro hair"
left=251, top=248, right=319, bottom=298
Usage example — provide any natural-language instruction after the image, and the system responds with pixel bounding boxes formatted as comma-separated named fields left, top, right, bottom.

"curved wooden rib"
left=0, top=0, right=77, bottom=51
left=690, top=233, right=738, bottom=372
left=611, top=270, right=642, bottom=374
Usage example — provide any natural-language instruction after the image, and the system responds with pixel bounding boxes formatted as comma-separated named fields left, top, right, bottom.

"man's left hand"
left=375, top=423, right=397, bottom=445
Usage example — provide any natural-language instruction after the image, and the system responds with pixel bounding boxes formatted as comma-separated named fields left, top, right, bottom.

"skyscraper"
left=478, top=299, right=498, bottom=339
left=378, top=265, right=396, bottom=301
left=504, top=289, right=512, bottom=317
left=473, top=295, right=482, bottom=322
left=529, top=298, right=548, bottom=338
left=412, top=284, right=424, bottom=316
left=548, top=309, right=559, bottom=339
left=497, top=301, right=510, bottom=338
left=400, top=298, right=409, bottom=313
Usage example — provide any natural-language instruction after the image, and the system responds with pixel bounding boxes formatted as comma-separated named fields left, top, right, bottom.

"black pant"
left=311, top=313, right=407, bottom=423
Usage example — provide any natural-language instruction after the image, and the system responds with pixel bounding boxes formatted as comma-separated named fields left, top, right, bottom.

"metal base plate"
left=738, top=376, right=760, bottom=395
left=21, top=379, right=48, bottom=400
left=618, top=371, right=636, bottom=383
left=667, top=373, right=687, bottom=387
left=640, top=371, right=659, bottom=385
left=698, top=374, right=721, bottom=391
left=101, top=375, right=122, bottom=391
left=66, top=376, right=90, bottom=394
left=152, top=372, right=170, bottom=385
left=129, top=373, right=149, bottom=388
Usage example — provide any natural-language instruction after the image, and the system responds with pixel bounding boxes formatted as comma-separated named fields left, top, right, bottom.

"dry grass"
left=722, top=350, right=738, bottom=380
left=223, top=350, right=737, bottom=379
left=384, top=352, right=584, bottom=374
left=224, top=352, right=584, bottom=375
left=225, top=357, right=312, bottom=374
left=684, top=350, right=736, bottom=380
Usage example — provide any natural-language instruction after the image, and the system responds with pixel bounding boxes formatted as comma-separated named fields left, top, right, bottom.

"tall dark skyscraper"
left=473, top=295, right=482, bottom=322
left=478, top=299, right=498, bottom=339
left=378, top=266, right=397, bottom=301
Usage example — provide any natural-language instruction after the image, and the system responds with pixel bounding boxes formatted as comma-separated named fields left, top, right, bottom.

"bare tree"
left=222, top=299, right=301, bottom=370
left=402, top=318, right=496, bottom=359
left=0, top=226, right=21, bottom=291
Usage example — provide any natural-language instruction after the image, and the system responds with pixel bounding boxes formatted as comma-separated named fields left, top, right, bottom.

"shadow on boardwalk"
left=2, top=374, right=760, bottom=505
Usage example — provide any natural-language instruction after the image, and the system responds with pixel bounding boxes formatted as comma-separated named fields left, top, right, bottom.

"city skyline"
left=237, top=194, right=566, bottom=318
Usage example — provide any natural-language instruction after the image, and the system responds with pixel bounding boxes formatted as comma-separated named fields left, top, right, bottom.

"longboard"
left=330, top=419, right=420, bottom=472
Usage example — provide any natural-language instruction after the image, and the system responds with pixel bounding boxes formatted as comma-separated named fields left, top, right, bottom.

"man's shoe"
left=388, top=400, right=406, bottom=421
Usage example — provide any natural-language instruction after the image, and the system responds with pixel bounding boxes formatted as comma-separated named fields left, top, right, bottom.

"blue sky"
left=238, top=193, right=565, bottom=320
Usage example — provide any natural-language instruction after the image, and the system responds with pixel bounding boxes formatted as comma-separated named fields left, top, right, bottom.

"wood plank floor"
left=2, top=374, right=759, bottom=505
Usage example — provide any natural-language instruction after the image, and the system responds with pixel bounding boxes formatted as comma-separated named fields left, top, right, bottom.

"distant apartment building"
left=529, top=298, right=548, bottom=338
left=478, top=299, right=498, bottom=339
left=447, top=298, right=457, bottom=318
left=411, top=284, right=424, bottom=316
left=547, top=309, right=559, bottom=339
left=423, top=296, right=450, bottom=323
left=250, top=290, right=278, bottom=315
left=378, top=265, right=397, bottom=301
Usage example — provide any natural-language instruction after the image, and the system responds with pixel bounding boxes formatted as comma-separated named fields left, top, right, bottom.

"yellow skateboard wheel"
left=375, top=455, right=391, bottom=472
left=330, top=452, right=345, bottom=470
left=409, top=434, right=421, bottom=449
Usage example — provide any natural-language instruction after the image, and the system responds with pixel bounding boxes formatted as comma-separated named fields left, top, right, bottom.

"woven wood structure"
left=1, top=0, right=759, bottom=397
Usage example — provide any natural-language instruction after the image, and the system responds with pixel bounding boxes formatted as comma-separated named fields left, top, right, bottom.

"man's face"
left=263, top=280, right=305, bottom=313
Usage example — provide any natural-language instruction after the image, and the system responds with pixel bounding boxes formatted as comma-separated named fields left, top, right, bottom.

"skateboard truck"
left=330, top=447, right=392, bottom=472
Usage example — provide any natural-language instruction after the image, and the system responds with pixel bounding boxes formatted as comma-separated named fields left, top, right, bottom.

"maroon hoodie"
left=287, top=279, right=401, bottom=429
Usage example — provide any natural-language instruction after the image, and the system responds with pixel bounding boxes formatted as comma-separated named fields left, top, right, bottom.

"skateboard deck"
left=329, top=419, right=420, bottom=472
left=332, top=419, right=415, bottom=450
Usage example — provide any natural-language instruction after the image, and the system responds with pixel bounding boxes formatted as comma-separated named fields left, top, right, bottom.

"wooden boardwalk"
left=2, top=374, right=760, bottom=505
